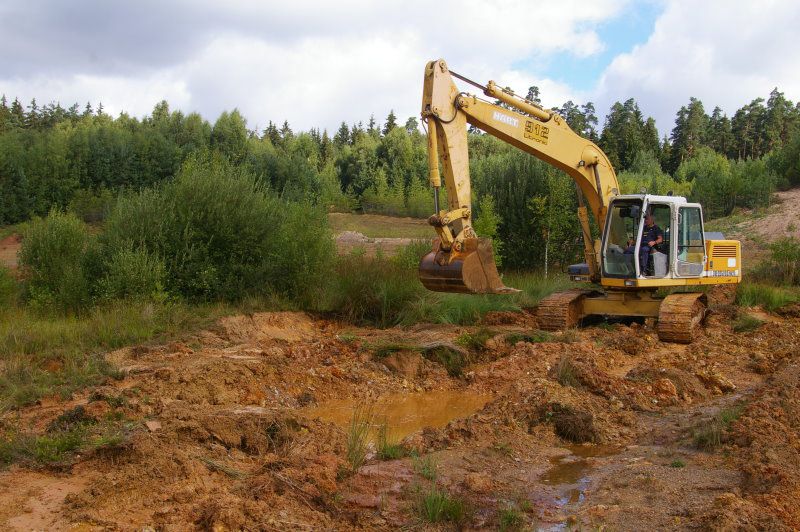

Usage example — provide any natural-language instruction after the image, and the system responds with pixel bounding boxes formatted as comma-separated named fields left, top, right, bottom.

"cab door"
left=674, top=204, right=706, bottom=277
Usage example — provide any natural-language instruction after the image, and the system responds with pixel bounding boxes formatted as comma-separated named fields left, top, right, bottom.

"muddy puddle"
left=540, top=445, right=619, bottom=509
left=304, top=390, right=491, bottom=441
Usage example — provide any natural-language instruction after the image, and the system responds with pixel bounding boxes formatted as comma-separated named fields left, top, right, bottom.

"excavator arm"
left=419, top=59, right=620, bottom=292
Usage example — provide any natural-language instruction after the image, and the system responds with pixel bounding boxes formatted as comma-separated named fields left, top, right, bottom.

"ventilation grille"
left=712, top=245, right=738, bottom=258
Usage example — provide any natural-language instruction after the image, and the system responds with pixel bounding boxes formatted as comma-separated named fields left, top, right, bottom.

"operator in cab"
left=639, top=212, right=663, bottom=276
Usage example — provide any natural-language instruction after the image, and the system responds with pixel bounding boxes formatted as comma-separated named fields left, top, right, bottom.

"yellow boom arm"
left=420, top=59, right=619, bottom=288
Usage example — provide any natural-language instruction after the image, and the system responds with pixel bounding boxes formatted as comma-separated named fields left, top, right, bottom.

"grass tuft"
left=735, top=283, right=798, bottom=312
left=670, top=459, right=686, bottom=468
left=499, top=505, right=525, bottom=531
left=456, top=328, right=495, bottom=351
left=422, top=345, right=470, bottom=377
left=345, top=404, right=373, bottom=471
left=505, top=330, right=554, bottom=344
left=555, top=356, right=580, bottom=387
left=732, top=313, right=765, bottom=333
left=692, top=404, right=745, bottom=450
left=376, top=422, right=405, bottom=460
left=412, top=454, right=437, bottom=480
left=414, top=484, right=468, bottom=524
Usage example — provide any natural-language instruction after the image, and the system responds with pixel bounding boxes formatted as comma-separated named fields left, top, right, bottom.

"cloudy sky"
left=1, top=0, right=799, bottom=136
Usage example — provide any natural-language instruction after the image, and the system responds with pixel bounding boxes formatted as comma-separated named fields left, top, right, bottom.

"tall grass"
left=414, top=484, right=468, bottom=525
left=345, top=404, right=373, bottom=471
left=0, top=300, right=233, bottom=410
left=735, top=282, right=798, bottom=311
left=323, top=241, right=576, bottom=328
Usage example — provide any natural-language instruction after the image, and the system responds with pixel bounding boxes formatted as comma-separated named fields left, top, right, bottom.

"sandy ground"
left=1, top=292, right=799, bottom=530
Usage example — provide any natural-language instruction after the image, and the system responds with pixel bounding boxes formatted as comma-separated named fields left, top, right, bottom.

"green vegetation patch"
left=692, top=404, right=745, bottom=450
left=1, top=406, right=132, bottom=467
left=732, top=313, right=765, bottom=333
left=499, top=505, right=525, bottom=532
left=735, top=283, right=798, bottom=312
left=414, top=484, right=468, bottom=525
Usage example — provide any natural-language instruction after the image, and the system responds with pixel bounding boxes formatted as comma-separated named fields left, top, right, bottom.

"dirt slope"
left=2, top=293, right=799, bottom=530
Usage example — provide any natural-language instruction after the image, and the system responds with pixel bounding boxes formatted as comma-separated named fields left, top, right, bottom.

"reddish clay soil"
left=1, top=290, right=799, bottom=530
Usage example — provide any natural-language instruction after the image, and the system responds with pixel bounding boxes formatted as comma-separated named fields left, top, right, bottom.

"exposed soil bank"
left=1, top=291, right=799, bottom=530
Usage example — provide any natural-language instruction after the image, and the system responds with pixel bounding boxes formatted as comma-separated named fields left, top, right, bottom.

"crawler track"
left=657, top=292, right=708, bottom=343
left=536, top=289, right=593, bottom=331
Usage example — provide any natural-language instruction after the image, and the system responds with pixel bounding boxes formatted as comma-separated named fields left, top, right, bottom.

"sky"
left=1, top=0, right=799, bottom=137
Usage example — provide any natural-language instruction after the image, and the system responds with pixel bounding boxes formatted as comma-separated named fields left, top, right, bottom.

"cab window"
left=603, top=200, right=641, bottom=277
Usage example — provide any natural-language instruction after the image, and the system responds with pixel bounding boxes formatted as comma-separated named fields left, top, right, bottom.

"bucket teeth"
left=418, top=238, right=517, bottom=294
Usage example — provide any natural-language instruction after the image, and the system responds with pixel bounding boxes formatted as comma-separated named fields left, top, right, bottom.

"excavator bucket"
left=418, top=238, right=518, bottom=294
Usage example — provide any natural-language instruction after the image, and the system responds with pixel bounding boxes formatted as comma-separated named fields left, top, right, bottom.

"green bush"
left=101, top=155, right=333, bottom=303
left=19, top=211, right=97, bottom=312
left=96, top=247, right=167, bottom=302
left=68, top=188, right=116, bottom=223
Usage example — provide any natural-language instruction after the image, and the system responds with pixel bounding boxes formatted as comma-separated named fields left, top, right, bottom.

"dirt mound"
left=705, top=361, right=800, bottom=529
left=219, top=311, right=316, bottom=344
left=4, top=300, right=800, bottom=529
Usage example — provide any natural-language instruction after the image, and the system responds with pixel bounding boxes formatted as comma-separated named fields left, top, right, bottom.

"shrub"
left=101, top=155, right=333, bottom=303
left=97, top=247, right=167, bottom=302
left=19, top=210, right=97, bottom=312
left=767, top=237, right=800, bottom=285
left=68, top=188, right=116, bottom=223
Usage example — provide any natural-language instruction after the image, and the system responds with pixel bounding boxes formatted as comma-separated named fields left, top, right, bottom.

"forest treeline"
left=1, top=87, right=800, bottom=271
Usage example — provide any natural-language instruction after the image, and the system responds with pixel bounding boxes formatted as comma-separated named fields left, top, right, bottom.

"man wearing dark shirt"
left=639, top=213, right=664, bottom=276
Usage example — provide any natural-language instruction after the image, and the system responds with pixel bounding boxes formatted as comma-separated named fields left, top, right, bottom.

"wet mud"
left=1, top=289, right=800, bottom=530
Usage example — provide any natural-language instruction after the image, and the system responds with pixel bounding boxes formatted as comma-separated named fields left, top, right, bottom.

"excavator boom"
left=419, top=59, right=619, bottom=293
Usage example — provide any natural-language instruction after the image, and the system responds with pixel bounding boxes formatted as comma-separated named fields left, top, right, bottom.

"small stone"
left=145, top=420, right=162, bottom=432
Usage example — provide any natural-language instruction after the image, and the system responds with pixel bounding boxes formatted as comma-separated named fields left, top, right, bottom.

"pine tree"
left=668, top=97, right=709, bottom=172
left=525, top=86, right=541, bottom=105
left=707, top=106, right=734, bottom=157
left=382, top=110, right=397, bottom=136
left=334, top=121, right=351, bottom=148
left=263, top=121, right=281, bottom=146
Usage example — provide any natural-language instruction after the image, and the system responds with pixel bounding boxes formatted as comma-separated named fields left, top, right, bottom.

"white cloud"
left=0, top=0, right=624, bottom=132
left=593, top=0, right=800, bottom=136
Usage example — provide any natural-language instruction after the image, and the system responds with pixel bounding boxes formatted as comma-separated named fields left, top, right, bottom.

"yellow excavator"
left=419, top=59, right=741, bottom=343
